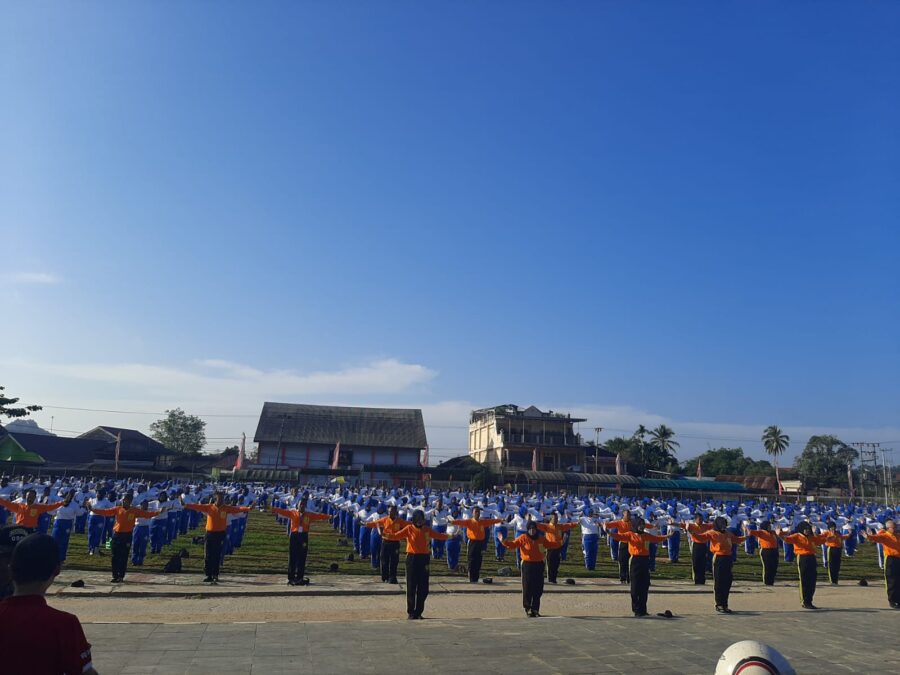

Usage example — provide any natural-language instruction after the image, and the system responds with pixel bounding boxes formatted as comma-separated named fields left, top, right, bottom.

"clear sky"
left=2, top=2, right=898, bottom=463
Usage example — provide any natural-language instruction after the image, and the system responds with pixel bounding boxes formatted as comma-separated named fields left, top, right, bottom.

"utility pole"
left=593, top=427, right=603, bottom=474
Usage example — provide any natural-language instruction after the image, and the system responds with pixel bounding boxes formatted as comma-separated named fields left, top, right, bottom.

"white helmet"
left=715, top=641, right=795, bottom=675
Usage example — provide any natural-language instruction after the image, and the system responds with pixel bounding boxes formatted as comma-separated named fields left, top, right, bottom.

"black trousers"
left=468, top=540, right=484, bottom=581
left=288, top=532, right=309, bottom=581
left=826, top=546, right=842, bottom=584
left=111, top=532, right=132, bottom=579
left=405, top=553, right=430, bottom=616
left=381, top=540, right=400, bottom=582
left=617, top=541, right=630, bottom=582
left=760, top=548, right=779, bottom=586
left=712, top=553, right=734, bottom=609
left=521, top=561, right=545, bottom=612
left=797, top=554, right=817, bottom=605
left=885, top=555, right=899, bottom=606
left=546, top=548, right=561, bottom=583
left=629, top=556, right=650, bottom=615
left=691, top=542, right=708, bottom=584
left=205, top=530, right=226, bottom=578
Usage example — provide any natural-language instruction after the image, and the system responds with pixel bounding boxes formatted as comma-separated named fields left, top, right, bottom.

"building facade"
left=469, top=404, right=614, bottom=472
left=253, top=402, right=427, bottom=480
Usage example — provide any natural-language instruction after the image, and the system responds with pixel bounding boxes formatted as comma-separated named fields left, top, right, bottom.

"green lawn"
left=61, top=511, right=884, bottom=584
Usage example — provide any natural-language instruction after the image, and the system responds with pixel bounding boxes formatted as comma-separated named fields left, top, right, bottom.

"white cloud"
left=3, top=272, right=62, bottom=285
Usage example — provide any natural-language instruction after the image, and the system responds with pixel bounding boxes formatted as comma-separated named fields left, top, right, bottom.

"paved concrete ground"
left=84, top=609, right=899, bottom=675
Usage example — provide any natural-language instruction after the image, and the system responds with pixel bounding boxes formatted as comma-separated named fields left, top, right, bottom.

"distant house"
left=253, top=402, right=427, bottom=482
left=78, top=426, right=175, bottom=470
left=0, top=432, right=113, bottom=469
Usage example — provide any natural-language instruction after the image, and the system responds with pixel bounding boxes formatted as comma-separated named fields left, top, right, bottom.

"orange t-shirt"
left=0, top=499, right=62, bottom=528
left=502, top=533, right=546, bottom=562
left=822, top=532, right=849, bottom=548
left=92, top=506, right=160, bottom=533
left=779, top=532, right=827, bottom=556
left=450, top=518, right=502, bottom=542
left=272, top=508, right=330, bottom=533
left=537, top=522, right=578, bottom=549
left=365, top=516, right=407, bottom=541
left=185, top=503, right=250, bottom=532
left=680, top=521, right=714, bottom=544
left=695, top=530, right=746, bottom=556
left=868, top=531, right=900, bottom=558
left=608, top=531, right=668, bottom=557
left=394, top=525, right=450, bottom=554
left=747, top=530, right=778, bottom=550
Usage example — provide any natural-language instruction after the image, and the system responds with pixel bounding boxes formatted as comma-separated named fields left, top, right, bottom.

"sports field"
left=60, top=511, right=884, bottom=584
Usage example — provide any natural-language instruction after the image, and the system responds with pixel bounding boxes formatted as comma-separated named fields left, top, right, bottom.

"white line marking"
left=234, top=621, right=266, bottom=624
left=163, top=622, right=201, bottom=625
left=92, top=621, right=131, bottom=624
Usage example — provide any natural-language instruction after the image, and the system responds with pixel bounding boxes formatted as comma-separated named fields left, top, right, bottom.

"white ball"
left=715, top=640, right=795, bottom=675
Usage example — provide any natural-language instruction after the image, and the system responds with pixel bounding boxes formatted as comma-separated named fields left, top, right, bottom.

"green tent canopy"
left=0, top=436, right=46, bottom=465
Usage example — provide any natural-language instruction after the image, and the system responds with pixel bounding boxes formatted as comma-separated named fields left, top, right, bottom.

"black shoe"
left=110, top=577, right=120, bottom=583
left=633, top=611, right=648, bottom=617
left=715, top=606, right=725, bottom=613
left=288, top=580, right=296, bottom=586
left=890, top=603, right=899, bottom=609
left=721, top=607, right=734, bottom=614
left=407, top=614, right=416, bottom=620
left=203, top=577, right=214, bottom=583
left=389, top=578, right=398, bottom=584
left=414, top=614, right=423, bottom=620
left=532, top=611, right=541, bottom=618
left=802, top=603, right=818, bottom=610
left=525, top=609, right=532, bottom=617
left=548, top=580, right=557, bottom=584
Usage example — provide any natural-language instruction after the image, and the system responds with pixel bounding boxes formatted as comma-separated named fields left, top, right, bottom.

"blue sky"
left=2, top=2, right=898, bottom=462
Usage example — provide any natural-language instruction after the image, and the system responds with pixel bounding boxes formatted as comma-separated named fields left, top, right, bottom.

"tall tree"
left=795, top=435, right=857, bottom=489
left=646, top=425, right=679, bottom=474
left=0, top=385, right=42, bottom=419
left=761, top=425, right=790, bottom=495
left=682, top=447, right=774, bottom=478
left=633, top=424, right=649, bottom=469
left=149, top=408, right=207, bottom=454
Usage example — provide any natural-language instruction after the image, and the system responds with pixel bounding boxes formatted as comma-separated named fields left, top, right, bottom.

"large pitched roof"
left=254, top=402, right=428, bottom=449
left=7, top=432, right=112, bottom=465
left=79, top=426, right=174, bottom=455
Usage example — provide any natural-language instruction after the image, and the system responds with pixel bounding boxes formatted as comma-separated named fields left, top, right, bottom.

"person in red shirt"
left=393, top=510, right=451, bottom=619
left=0, top=533, right=98, bottom=675
left=500, top=520, right=549, bottom=617
left=270, top=499, right=333, bottom=585
left=0, top=489, right=64, bottom=533
left=90, top=492, right=160, bottom=583
left=185, top=492, right=251, bottom=583
left=777, top=522, right=828, bottom=609
left=606, top=517, right=673, bottom=617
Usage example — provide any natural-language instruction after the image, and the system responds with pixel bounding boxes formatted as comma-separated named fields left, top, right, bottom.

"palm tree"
left=762, top=425, right=790, bottom=495
left=633, top=424, right=649, bottom=468
left=648, top=425, right=679, bottom=473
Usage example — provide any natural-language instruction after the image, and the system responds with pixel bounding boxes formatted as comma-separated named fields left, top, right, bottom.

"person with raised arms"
left=270, top=498, right=333, bottom=585
left=393, top=509, right=451, bottom=619
left=0, top=489, right=63, bottom=534
left=860, top=518, right=899, bottom=609
left=184, top=492, right=251, bottom=584
left=365, top=503, right=407, bottom=583
left=679, top=512, right=714, bottom=585
left=744, top=520, right=779, bottom=586
left=605, top=516, right=674, bottom=617
left=449, top=506, right=503, bottom=583
left=89, top=492, right=160, bottom=582
left=499, top=520, right=548, bottom=617
left=693, top=516, right=746, bottom=614
left=821, top=520, right=850, bottom=585
left=776, top=521, right=828, bottom=609
left=538, top=512, right=578, bottom=584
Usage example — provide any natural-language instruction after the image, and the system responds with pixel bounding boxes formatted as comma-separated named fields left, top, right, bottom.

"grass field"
left=60, top=510, right=884, bottom=584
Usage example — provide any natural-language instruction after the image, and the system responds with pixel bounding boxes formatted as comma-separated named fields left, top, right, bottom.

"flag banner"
left=847, top=462, right=855, bottom=498
left=236, top=433, right=246, bottom=470
left=696, top=459, right=702, bottom=479
left=331, top=440, right=341, bottom=470
left=114, top=432, right=121, bottom=472
left=615, top=453, right=622, bottom=476
left=531, top=448, right=538, bottom=472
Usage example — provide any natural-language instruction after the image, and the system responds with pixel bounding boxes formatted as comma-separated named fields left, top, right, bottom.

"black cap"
left=0, top=525, right=29, bottom=554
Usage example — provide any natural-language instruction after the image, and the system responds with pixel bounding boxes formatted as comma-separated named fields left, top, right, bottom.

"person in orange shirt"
left=185, top=492, right=251, bottom=583
left=605, top=517, right=674, bottom=617
left=0, top=489, right=63, bottom=533
left=777, top=522, right=828, bottom=609
left=679, top=513, right=714, bottom=585
left=744, top=520, right=779, bottom=586
left=538, top=513, right=578, bottom=584
left=605, top=509, right=651, bottom=584
left=90, top=492, right=160, bottom=582
left=499, top=520, right=548, bottom=617
left=694, top=517, right=746, bottom=614
left=449, top=506, right=503, bottom=583
left=271, top=499, right=333, bottom=586
left=821, top=521, right=850, bottom=585
left=393, top=510, right=451, bottom=619
left=365, top=504, right=407, bottom=584
left=860, top=518, right=899, bottom=608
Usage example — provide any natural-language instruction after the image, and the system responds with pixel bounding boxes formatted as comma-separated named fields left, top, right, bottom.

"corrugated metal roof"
left=253, top=402, right=428, bottom=449
left=638, top=478, right=746, bottom=492
left=9, top=432, right=110, bottom=465
left=512, top=470, right=639, bottom=485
